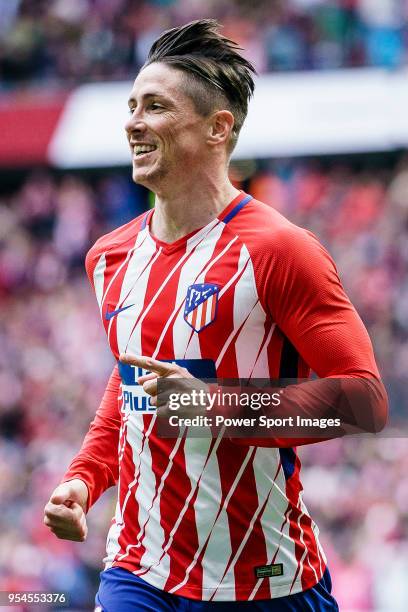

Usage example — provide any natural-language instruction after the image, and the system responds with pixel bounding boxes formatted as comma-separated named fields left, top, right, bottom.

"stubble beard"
left=132, top=158, right=170, bottom=190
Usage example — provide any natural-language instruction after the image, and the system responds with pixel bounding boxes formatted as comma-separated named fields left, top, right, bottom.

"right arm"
left=62, top=364, right=121, bottom=511
left=44, top=365, right=121, bottom=540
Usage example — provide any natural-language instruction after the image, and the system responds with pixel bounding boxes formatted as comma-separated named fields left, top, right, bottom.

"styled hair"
left=144, top=19, right=256, bottom=151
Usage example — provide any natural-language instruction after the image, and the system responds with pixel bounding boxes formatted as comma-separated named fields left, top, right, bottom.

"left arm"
left=235, top=225, right=388, bottom=446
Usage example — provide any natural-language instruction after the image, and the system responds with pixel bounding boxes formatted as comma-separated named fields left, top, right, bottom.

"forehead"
left=129, top=62, right=190, bottom=104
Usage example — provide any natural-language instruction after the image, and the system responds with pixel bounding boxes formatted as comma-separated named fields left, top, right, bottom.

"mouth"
left=132, top=144, right=157, bottom=161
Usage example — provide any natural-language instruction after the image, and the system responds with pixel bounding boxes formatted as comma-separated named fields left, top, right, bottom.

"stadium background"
left=1, top=1, right=408, bottom=610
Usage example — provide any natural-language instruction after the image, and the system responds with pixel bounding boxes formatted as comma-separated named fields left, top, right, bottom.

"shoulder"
left=232, top=198, right=346, bottom=324
left=85, top=211, right=148, bottom=284
left=229, top=197, right=330, bottom=266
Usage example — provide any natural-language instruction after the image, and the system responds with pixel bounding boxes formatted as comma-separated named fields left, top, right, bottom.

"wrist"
left=63, top=478, right=89, bottom=511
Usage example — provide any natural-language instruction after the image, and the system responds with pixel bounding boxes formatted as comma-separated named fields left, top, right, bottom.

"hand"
left=119, top=354, right=195, bottom=407
left=44, top=479, right=89, bottom=542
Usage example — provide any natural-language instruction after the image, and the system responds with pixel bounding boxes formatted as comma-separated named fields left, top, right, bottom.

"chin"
left=132, top=164, right=168, bottom=188
left=132, top=166, right=151, bottom=186
left=132, top=170, right=146, bottom=185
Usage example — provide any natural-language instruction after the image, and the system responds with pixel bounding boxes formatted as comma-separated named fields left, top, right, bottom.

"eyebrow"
left=127, top=92, right=172, bottom=107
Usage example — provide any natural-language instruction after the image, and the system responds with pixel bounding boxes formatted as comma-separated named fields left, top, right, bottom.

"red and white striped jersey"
left=64, top=191, right=383, bottom=601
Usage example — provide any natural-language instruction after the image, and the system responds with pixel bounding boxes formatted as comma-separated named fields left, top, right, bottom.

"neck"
left=149, top=168, right=241, bottom=243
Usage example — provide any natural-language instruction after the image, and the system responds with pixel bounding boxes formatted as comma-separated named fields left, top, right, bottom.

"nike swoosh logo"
left=105, top=304, right=134, bottom=320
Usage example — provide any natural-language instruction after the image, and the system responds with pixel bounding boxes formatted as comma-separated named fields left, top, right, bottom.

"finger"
left=57, top=512, right=87, bottom=535
left=44, top=501, right=66, bottom=517
left=46, top=512, right=87, bottom=537
left=137, top=372, right=157, bottom=384
left=44, top=512, right=75, bottom=529
left=49, top=483, right=73, bottom=505
left=50, top=526, right=87, bottom=542
left=49, top=510, right=86, bottom=531
left=44, top=502, right=83, bottom=524
left=45, top=516, right=75, bottom=530
left=142, top=379, right=158, bottom=396
left=120, top=354, right=175, bottom=376
left=43, top=515, right=52, bottom=527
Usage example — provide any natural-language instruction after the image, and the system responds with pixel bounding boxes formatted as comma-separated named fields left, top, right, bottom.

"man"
left=44, top=19, right=387, bottom=611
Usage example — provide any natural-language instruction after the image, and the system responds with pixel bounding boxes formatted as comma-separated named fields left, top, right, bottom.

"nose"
left=125, top=109, right=146, bottom=137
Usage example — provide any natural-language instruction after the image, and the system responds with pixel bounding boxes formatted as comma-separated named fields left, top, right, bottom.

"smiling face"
left=125, top=63, right=212, bottom=191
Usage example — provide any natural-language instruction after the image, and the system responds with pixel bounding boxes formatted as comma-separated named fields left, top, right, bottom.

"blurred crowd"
left=1, top=0, right=408, bottom=88
left=0, top=158, right=407, bottom=609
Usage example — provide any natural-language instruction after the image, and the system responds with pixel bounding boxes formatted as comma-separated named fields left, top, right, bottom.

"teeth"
left=134, top=144, right=156, bottom=155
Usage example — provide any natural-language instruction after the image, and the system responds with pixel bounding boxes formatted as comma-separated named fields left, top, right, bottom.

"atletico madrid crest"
left=184, top=283, right=219, bottom=332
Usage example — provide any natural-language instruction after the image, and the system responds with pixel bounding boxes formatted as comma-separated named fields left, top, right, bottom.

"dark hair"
left=144, top=19, right=256, bottom=151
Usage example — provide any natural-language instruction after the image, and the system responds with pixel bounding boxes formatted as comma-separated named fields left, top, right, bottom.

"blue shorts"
left=95, top=566, right=339, bottom=611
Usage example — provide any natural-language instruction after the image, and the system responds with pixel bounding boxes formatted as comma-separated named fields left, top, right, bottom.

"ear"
left=207, top=110, right=235, bottom=147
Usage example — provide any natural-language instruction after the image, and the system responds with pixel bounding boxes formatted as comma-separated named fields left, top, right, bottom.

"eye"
left=148, top=102, right=163, bottom=111
left=128, top=102, right=163, bottom=115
